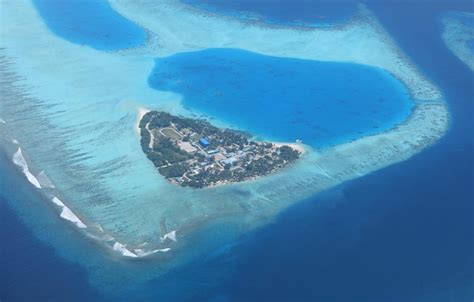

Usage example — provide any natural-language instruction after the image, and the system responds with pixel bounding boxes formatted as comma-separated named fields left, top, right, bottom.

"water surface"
left=149, top=48, right=414, bottom=147
left=183, top=0, right=358, bottom=26
left=33, top=0, right=146, bottom=50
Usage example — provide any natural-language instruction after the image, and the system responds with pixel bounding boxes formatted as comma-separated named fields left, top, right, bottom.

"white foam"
left=161, top=230, right=177, bottom=242
left=0, top=118, right=5, bottom=124
left=102, top=234, right=115, bottom=242
left=85, top=231, right=115, bottom=242
left=51, top=196, right=87, bottom=228
left=113, top=241, right=138, bottom=258
left=133, top=248, right=149, bottom=257
left=51, top=196, right=65, bottom=207
left=60, top=207, right=87, bottom=229
left=12, top=147, right=41, bottom=188
left=37, top=170, right=56, bottom=188
left=133, top=248, right=156, bottom=257
left=134, top=247, right=171, bottom=257
left=95, top=223, right=104, bottom=232
left=12, top=139, right=19, bottom=144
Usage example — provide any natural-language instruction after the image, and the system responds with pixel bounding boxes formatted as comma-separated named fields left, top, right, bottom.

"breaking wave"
left=161, top=230, right=177, bottom=242
left=8, top=142, right=176, bottom=259
left=12, top=147, right=41, bottom=189
left=113, top=241, right=138, bottom=258
left=134, top=248, right=171, bottom=257
left=37, top=171, right=56, bottom=188
left=51, top=197, right=87, bottom=229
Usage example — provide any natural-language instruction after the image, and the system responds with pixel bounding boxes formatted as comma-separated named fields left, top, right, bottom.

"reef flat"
left=0, top=0, right=448, bottom=271
left=441, top=12, right=474, bottom=71
left=112, top=0, right=442, bottom=100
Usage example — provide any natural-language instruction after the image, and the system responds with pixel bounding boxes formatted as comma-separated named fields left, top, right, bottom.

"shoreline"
left=136, top=107, right=308, bottom=155
left=135, top=106, right=150, bottom=135
left=272, top=142, right=307, bottom=155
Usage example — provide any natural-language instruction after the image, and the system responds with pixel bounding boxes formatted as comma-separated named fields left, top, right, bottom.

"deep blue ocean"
left=1, top=1, right=473, bottom=301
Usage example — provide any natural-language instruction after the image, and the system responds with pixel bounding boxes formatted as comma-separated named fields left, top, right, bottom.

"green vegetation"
left=159, top=163, right=188, bottom=178
left=153, top=137, right=192, bottom=164
left=278, top=145, right=300, bottom=162
left=139, top=111, right=301, bottom=188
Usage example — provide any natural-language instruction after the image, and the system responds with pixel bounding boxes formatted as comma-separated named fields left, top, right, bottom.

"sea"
left=1, top=1, right=473, bottom=301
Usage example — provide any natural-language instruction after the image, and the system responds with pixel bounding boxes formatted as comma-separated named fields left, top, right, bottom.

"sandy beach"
left=135, top=106, right=150, bottom=135
left=272, top=142, right=307, bottom=155
left=136, top=107, right=307, bottom=155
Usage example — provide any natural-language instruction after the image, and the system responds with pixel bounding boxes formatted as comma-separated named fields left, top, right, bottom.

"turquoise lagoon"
left=149, top=48, right=414, bottom=147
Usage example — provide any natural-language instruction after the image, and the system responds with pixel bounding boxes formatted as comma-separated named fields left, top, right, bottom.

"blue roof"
left=199, top=138, right=209, bottom=146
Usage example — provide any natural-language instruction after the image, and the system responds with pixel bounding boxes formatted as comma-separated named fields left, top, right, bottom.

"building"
left=199, top=137, right=210, bottom=148
left=222, top=157, right=238, bottom=165
left=207, top=149, right=219, bottom=155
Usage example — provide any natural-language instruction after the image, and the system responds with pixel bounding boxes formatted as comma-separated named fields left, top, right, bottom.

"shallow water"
left=149, top=48, right=414, bottom=147
left=182, top=0, right=358, bottom=26
left=445, top=11, right=474, bottom=58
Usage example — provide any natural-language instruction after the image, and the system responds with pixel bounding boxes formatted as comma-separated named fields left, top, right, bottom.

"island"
left=139, top=111, right=301, bottom=188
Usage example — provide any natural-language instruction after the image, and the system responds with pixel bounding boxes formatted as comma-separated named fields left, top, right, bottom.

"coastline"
left=136, top=106, right=308, bottom=155
left=272, top=142, right=307, bottom=155
left=135, top=106, right=150, bottom=135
